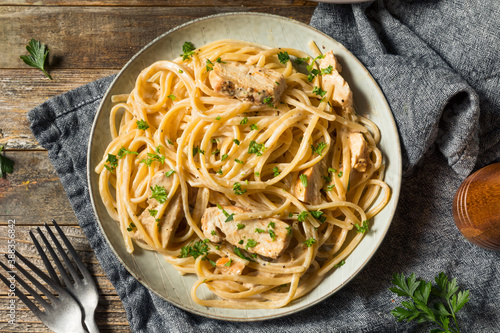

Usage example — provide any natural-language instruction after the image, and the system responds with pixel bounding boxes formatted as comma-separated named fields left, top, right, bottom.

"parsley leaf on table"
left=390, top=272, right=470, bottom=333
left=20, top=39, right=52, bottom=80
left=0, top=146, right=14, bottom=178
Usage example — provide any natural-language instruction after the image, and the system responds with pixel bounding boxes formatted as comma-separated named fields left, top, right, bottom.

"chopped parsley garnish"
left=268, top=221, right=275, bottom=229
left=217, top=204, right=235, bottom=222
left=277, top=51, right=290, bottom=64
left=216, top=57, right=226, bottom=63
left=215, top=116, right=221, bottom=120
left=306, top=54, right=325, bottom=72
left=233, top=247, right=255, bottom=262
left=310, top=210, right=326, bottom=223
left=273, top=166, right=280, bottom=177
left=240, top=117, right=248, bottom=125
left=286, top=226, right=292, bottom=235
left=268, top=229, right=277, bottom=241
left=150, top=185, right=168, bottom=203
left=117, top=147, right=138, bottom=159
left=234, top=158, right=244, bottom=164
left=307, top=69, right=320, bottom=82
left=140, top=146, right=165, bottom=166
left=245, top=239, right=258, bottom=250
left=126, top=222, right=136, bottom=232
left=232, top=182, right=246, bottom=195
left=165, top=169, right=176, bottom=178
left=321, top=65, right=333, bottom=74
left=294, top=56, right=310, bottom=65
left=312, top=86, right=327, bottom=97
left=248, top=141, right=265, bottom=156
left=334, top=260, right=345, bottom=268
left=303, top=238, right=316, bottom=247
left=250, top=124, right=258, bottom=131
left=149, top=209, right=158, bottom=217
left=211, top=149, right=220, bottom=155
left=193, top=147, right=205, bottom=157
left=181, top=41, right=196, bottom=60
left=255, top=172, right=260, bottom=177
left=136, top=119, right=149, bottom=130
left=221, top=154, right=229, bottom=161
left=233, top=139, right=240, bottom=145
left=299, top=174, right=308, bottom=187
left=297, top=211, right=309, bottom=222
left=179, top=239, right=209, bottom=259
left=311, top=142, right=328, bottom=156
left=0, top=146, right=14, bottom=178
left=211, top=230, right=217, bottom=236
left=238, top=239, right=244, bottom=245
left=263, top=96, right=274, bottom=107
left=328, top=167, right=337, bottom=173
left=255, top=228, right=265, bottom=233
left=216, top=168, right=223, bottom=175
left=237, top=223, right=245, bottom=230
left=224, top=258, right=232, bottom=267
left=167, top=138, right=174, bottom=145
left=338, top=171, right=343, bottom=178
left=168, top=94, right=176, bottom=101
left=325, top=184, right=336, bottom=191
left=104, top=154, right=118, bottom=172
left=323, top=174, right=332, bottom=183
left=354, top=220, right=369, bottom=233
left=178, top=69, right=183, bottom=73
left=206, top=59, right=214, bottom=71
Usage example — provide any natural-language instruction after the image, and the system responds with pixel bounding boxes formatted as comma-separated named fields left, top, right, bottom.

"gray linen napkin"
left=28, top=1, right=500, bottom=332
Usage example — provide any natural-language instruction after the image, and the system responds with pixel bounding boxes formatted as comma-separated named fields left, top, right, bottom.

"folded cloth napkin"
left=28, top=1, right=500, bottom=332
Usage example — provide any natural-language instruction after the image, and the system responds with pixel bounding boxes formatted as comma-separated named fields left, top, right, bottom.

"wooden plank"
left=0, top=6, right=316, bottom=69
left=0, top=225, right=120, bottom=294
left=0, top=69, right=116, bottom=149
left=0, top=295, right=129, bottom=332
left=1, top=0, right=314, bottom=6
left=0, top=151, right=81, bottom=224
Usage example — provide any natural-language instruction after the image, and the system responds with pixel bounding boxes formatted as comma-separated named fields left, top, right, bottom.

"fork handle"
left=85, top=316, right=100, bottom=333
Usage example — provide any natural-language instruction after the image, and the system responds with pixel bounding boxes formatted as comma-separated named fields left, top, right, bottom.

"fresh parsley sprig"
left=390, top=272, right=470, bottom=333
left=0, top=146, right=15, bottom=178
left=20, top=39, right=52, bottom=79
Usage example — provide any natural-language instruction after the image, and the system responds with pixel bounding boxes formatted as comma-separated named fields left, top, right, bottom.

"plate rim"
left=87, top=11, right=402, bottom=322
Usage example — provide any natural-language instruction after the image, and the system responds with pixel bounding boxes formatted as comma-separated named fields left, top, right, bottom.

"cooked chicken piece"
left=135, top=171, right=183, bottom=248
left=294, top=144, right=333, bottom=205
left=320, top=51, right=353, bottom=112
left=348, top=131, right=373, bottom=184
left=215, top=257, right=246, bottom=276
left=201, top=206, right=291, bottom=259
left=209, top=62, right=286, bottom=106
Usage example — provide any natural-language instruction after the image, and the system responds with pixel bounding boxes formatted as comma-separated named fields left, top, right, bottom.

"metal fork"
left=0, top=252, right=87, bottom=333
left=30, top=220, right=100, bottom=333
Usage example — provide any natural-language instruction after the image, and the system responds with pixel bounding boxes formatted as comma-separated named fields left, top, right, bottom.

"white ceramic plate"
left=87, top=12, right=402, bottom=321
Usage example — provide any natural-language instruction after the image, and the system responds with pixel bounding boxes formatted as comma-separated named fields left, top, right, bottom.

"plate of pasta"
left=87, top=12, right=402, bottom=320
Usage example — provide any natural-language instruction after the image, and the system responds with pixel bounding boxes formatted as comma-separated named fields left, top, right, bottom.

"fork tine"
left=29, top=230, right=60, bottom=285
left=52, top=220, right=93, bottom=279
left=0, top=260, right=50, bottom=310
left=2, top=254, right=57, bottom=304
left=0, top=268, right=43, bottom=319
left=14, top=252, right=70, bottom=297
left=44, top=222, right=82, bottom=284
left=35, top=227, right=73, bottom=287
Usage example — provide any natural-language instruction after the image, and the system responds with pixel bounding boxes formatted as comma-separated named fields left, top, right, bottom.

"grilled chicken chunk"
left=201, top=206, right=291, bottom=259
left=320, top=51, right=353, bottom=113
left=215, top=257, right=246, bottom=276
left=209, top=62, right=286, bottom=106
left=135, top=171, right=183, bottom=248
left=294, top=144, right=333, bottom=205
left=348, top=131, right=372, bottom=184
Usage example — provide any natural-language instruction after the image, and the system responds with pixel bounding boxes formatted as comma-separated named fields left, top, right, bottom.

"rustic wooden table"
left=0, top=1, right=317, bottom=331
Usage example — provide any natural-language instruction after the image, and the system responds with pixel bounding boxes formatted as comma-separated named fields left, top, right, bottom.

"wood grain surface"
left=0, top=2, right=317, bottom=332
